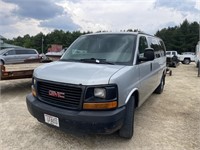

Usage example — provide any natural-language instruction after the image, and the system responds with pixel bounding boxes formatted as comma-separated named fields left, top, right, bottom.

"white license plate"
left=44, top=114, right=59, bottom=127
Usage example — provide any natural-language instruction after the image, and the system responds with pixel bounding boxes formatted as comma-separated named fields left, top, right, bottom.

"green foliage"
left=6, top=30, right=85, bottom=53
left=155, top=19, right=199, bottom=53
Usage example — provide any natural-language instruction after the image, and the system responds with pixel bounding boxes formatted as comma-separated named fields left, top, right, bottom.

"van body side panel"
left=138, top=61, right=157, bottom=105
left=157, top=57, right=166, bottom=80
left=109, top=66, right=140, bottom=107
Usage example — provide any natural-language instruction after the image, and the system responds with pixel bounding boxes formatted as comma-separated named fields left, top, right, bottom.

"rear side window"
left=27, top=50, right=37, bottom=54
left=148, top=37, right=166, bottom=58
left=15, top=50, right=37, bottom=54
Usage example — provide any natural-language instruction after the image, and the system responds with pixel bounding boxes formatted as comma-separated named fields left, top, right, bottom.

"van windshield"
left=61, top=34, right=136, bottom=65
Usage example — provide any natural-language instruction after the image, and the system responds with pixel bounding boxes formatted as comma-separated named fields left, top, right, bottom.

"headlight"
left=83, top=85, right=118, bottom=110
left=94, top=88, right=106, bottom=99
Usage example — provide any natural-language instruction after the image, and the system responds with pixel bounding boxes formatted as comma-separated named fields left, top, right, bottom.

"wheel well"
left=184, top=57, right=191, bottom=60
left=132, top=91, right=139, bottom=108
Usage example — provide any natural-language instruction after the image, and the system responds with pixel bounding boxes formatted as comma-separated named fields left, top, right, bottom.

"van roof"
left=1, top=47, right=36, bottom=51
left=83, top=31, right=160, bottom=39
left=0, top=48, right=37, bottom=54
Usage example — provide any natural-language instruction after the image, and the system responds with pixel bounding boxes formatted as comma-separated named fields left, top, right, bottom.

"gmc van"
left=26, top=32, right=166, bottom=139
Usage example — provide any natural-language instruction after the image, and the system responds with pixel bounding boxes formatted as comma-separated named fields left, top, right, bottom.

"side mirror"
left=3, top=53, right=8, bottom=56
left=144, top=48, right=155, bottom=61
left=139, top=48, right=155, bottom=62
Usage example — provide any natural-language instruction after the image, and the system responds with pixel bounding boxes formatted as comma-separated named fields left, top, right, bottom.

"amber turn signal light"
left=31, top=85, right=36, bottom=97
left=83, top=101, right=117, bottom=110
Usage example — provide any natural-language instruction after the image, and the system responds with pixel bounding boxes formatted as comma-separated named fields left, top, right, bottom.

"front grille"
left=37, top=81, right=83, bottom=109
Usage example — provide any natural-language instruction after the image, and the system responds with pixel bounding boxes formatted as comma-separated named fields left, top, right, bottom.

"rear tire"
left=119, top=96, right=135, bottom=139
left=183, top=59, right=190, bottom=64
left=197, top=61, right=199, bottom=68
left=154, top=75, right=165, bottom=94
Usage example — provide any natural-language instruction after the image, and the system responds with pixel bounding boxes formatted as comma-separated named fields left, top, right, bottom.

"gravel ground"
left=0, top=63, right=200, bottom=150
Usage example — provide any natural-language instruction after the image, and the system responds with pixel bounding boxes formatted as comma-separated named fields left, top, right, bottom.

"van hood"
left=34, top=61, right=125, bottom=85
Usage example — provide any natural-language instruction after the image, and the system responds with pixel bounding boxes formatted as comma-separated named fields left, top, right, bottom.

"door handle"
left=150, top=63, right=152, bottom=71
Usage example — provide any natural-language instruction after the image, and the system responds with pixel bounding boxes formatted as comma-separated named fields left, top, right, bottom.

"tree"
left=155, top=20, right=199, bottom=53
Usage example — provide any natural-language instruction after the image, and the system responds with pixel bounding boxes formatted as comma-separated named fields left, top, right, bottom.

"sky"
left=0, top=0, right=199, bottom=39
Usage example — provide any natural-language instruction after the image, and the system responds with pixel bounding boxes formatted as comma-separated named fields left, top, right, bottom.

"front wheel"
left=0, top=60, right=4, bottom=65
left=183, top=59, right=190, bottom=64
left=119, top=96, right=135, bottom=139
left=197, top=61, right=199, bottom=68
left=154, top=75, right=165, bottom=94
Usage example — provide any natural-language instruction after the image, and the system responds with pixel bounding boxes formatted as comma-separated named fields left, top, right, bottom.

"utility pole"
left=42, top=36, right=44, bottom=54
left=0, top=37, right=1, bottom=51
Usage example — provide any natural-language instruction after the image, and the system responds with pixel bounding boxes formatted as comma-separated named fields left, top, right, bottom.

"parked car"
left=0, top=48, right=39, bottom=64
left=26, top=32, right=167, bottom=139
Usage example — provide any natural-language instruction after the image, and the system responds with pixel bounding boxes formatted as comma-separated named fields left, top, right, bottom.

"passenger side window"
left=16, top=50, right=29, bottom=55
left=28, top=50, right=37, bottom=54
left=138, top=36, right=148, bottom=57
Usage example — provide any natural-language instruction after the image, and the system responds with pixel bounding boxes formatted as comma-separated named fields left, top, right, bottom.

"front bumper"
left=26, top=94, right=126, bottom=134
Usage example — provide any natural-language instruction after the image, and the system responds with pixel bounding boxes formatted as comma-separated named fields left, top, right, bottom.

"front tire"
left=197, top=61, right=199, bottom=68
left=154, top=75, right=165, bottom=94
left=0, top=60, right=4, bottom=65
left=183, top=58, right=190, bottom=64
left=119, top=96, right=135, bottom=139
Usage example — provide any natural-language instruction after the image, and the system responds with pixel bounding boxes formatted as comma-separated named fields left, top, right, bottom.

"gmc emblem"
left=49, top=90, right=65, bottom=99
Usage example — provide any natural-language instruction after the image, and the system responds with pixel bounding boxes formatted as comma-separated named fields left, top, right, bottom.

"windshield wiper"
left=60, top=59, right=79, bottom=62
left=80, top=58, right=114, bottom=65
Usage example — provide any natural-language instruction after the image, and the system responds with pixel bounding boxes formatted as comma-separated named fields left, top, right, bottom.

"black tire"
left=119, top=96, right=135, bottom=139
left=154, top=76, right=165, bottom=94
left=183, top=59, right=190, bottom=65
left=197, top=61, right=199, bottom=68
left=173, top=62, right=177, bottom=68
left=0, top=60, right=4, bottom=65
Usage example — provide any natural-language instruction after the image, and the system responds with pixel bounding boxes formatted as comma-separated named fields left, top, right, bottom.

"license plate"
left=44, top=114, right=59, bottom=127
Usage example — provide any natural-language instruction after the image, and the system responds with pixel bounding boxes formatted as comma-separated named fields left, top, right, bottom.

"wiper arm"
left=100, top=61, right=115, bottom=65
left=80, top=58, right=114, bottom=65
left=80, top=58, right=103, bottom=64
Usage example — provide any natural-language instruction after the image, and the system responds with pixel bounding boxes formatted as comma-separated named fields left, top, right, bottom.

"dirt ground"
left=0, top=63, right=200, bottom=150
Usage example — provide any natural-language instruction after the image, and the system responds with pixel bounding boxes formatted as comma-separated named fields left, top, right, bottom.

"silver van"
left=26, top=32, right=166, bottom=139
left=0, top=48, right=39, bottom=64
